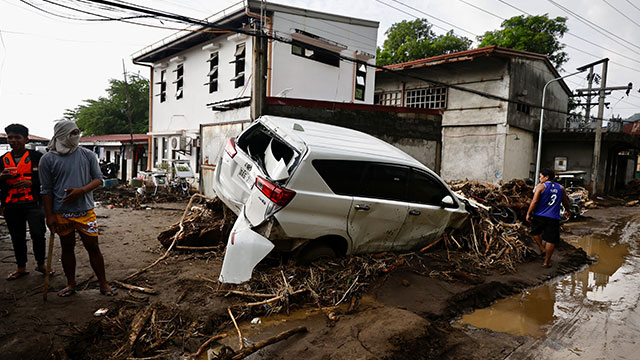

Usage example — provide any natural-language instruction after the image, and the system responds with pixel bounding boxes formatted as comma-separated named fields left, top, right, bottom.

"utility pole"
left=250, top=2, right=267, bottom=121
left=591, top=60, right=608, bottom=195
left=122, top=60, right=136, bottom=181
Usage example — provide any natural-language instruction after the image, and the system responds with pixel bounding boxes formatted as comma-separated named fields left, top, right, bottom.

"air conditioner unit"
left=170, top=136, right=188, bottom=151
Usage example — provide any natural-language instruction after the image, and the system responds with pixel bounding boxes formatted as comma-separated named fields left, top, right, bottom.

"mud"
left=0, top=201, right=601, bottom=359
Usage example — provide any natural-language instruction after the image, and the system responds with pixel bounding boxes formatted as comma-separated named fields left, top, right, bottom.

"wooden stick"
left=228, top=307, right=243, bottom=350
left=230, top=326, right=307, bottom=360
left=113, top=280, right=157, bottom=295
left=43, top=232, right=55, bottom=302
left=212, top=290, right=277, bottom=298
left=419, top=237, right=442, bottom=252
left=113, top=304, right=154, bottom=358
left=193, top=333, right=228, bottom=358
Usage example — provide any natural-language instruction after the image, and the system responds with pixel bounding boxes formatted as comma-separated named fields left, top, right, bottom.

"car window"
left=360, top=164, right=409, bottom=202
left=408, top=169, right=451, bottom=206
left=312, top=160, right=367, bottom=196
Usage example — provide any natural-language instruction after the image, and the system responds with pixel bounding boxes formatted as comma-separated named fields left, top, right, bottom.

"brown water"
left=460, top=211, right=640, bottom=359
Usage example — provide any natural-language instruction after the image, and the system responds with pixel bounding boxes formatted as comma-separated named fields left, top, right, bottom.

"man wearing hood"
left=39, top=121, right=115, bottom=297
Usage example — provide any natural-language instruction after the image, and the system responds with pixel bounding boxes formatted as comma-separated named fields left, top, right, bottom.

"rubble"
left=94, top=185, right=192, bottom=208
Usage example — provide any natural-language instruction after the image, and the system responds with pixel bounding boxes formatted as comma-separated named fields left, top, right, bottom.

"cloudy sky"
left=1, top=0, right=639, bottom=138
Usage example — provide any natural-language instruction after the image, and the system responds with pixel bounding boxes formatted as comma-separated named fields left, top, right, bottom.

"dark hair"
left=5, top=124, right=29, bottom=138
left=540, top=168, right=555, bottom=181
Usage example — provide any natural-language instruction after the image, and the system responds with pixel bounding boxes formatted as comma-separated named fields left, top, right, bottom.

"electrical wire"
left=374, top=0, right=451, bottom=33
left=387, top=0, right=478, bottom=37
left=601, top=0, right=640, bottom=29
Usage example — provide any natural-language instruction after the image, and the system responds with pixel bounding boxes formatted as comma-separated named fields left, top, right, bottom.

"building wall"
left=441, top=125, right=505, bottom=182
left=151, top=34, right=253, bottom=134
left=507, top=58, right=568, bottom=131
left=503, top=126, right=535, bottom=181
left=269, top=11, right=377, bottom=104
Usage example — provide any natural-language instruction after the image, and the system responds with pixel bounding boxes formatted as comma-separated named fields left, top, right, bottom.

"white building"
left=132, top=1, right=378, bottom=182
left=79, top=134, right=149, bottom=182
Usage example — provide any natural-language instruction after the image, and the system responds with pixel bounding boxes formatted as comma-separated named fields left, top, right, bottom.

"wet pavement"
left=459, top=207, right=640, bottom=359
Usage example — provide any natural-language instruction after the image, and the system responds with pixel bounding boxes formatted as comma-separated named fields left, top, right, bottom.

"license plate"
left=237, top=167, right=253, bottom=186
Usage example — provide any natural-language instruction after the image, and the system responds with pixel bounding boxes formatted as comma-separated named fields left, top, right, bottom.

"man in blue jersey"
left=526, top=168, right=571, bottom=268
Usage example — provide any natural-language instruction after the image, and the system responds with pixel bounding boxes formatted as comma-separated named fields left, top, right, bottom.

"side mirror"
left=441, top=195, right=455, bottom=207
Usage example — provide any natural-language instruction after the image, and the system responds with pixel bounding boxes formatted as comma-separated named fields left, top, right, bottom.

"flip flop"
left=542, top=264, right=552, bottom=269
left=57, top=287, right=76, bottom=297
left=100, top=285, right=117, bottom=297
left=35, top=267, right=56, bottom=276
left=7, top=271, right=29, bottom=281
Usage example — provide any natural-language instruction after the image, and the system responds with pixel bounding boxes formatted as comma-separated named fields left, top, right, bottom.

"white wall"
left=502, top=126, right=535, bottom=181
left=269, top=11, right=377, bottom=104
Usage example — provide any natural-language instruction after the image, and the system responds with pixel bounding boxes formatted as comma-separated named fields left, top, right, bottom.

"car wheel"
left=295, top=242, right=336, bottom=265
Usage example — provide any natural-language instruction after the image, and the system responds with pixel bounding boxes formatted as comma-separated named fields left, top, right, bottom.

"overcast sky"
left=1, top=0, right=639, bottom=138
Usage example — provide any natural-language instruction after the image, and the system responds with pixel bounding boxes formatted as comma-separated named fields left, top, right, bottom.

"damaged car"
left=213, top=116, right=468, bottom=283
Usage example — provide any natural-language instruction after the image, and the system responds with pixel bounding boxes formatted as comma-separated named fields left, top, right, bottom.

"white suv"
left=213, top=116, right=468, bottom=283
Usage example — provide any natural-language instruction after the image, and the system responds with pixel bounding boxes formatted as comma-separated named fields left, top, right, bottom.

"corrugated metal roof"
left=79, top=134, right=148, bottom=144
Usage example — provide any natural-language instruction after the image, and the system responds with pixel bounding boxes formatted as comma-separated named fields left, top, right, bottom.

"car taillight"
left=225, top=137, right=237, bottom=158
left=255, top=176, right=296, bottom=206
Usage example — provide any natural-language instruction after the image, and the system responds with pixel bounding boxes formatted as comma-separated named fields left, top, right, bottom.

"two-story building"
left=132, top=1, right=378, bottom=183
left=375, top=46, right=571, bottom=183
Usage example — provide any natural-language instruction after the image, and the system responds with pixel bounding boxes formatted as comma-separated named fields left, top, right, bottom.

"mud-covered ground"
left=0, top=202, right=597, bottom=359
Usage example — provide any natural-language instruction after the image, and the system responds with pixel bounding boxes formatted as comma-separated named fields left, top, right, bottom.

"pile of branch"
left=157, top=197, right=236, bottom=249
left=449, top=179, right=533, bottom=219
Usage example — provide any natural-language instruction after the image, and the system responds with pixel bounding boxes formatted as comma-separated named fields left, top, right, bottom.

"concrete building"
left=79, top=134, right=149, bottom=182
left=132, top=1, right=379, bottom=183
left=375, top=46, right=571, bottom=183
left=0, top=133, right=49, bottom=155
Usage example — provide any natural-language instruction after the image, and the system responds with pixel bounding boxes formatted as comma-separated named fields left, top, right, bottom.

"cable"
left=602, top=0, right=640, bottom=29
left=625, top=0, right=640, bottom=13
left=387, top=0, right=478, bottom=36
left=53, top=0, right=620, bottom=122
left=374, top=0, right=451, bottom=33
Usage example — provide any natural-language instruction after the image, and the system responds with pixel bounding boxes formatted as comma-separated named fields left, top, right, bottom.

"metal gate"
left=199, top=120, right=251, bottom=197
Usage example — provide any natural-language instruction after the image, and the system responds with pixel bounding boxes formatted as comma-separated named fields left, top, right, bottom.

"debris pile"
left=157, top=197, right=236, bottom=248
left=94, top=186, right=191, bottom=208
left=449, top=179, right=533, bottom=220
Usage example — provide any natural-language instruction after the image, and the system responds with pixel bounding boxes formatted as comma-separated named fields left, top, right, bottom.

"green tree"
left=376, top=19, right=472, bottom=66
left=64, top=74, right=149, bottom=135
left=477, top=14, right=569, bottom=69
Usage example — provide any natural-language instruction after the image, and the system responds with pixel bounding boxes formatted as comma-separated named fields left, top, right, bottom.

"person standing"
left=526, top=168, right=571, bottom=268
left=39, top=120, right=115, bottom=297
left=1, top=124, right=53, bottom=280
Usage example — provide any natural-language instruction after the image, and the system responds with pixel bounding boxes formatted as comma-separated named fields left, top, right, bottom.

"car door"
left=392, top=169, right=460, bottom=251
left=347, top=164, right=409, bottom=253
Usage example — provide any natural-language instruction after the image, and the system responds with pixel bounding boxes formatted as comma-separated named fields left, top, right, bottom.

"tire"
left=489, top=205, right=518, bottom=224
left=295, top=242, right=337, bottom=265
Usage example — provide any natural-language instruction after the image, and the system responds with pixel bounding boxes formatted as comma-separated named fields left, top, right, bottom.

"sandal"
left=35, top=266, right=56, bottom=276
left=542, top=264, right=552, bottom=269
left=7, top=271, right=29, bottom=281
left=57, top=287, right=76, bottom=297
left=100, top=285, right=117, bottom=297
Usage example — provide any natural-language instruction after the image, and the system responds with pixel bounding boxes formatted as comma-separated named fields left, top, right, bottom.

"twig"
left=227, top=308, right=243, bottom=350
left=230, top=326, right=307, bottom=360
left=212, top=290, right=277, bottom=298
left=113, top=280, right=157, bottom=295
left=420, top=237, right=442, bottom=252
left=176, top=246, right=220, bottom=251
left=335, top=275, right=359, bottom=306
left=113, top=304, right=155, bottom=359
left=193, top=333, right=228, bottom=358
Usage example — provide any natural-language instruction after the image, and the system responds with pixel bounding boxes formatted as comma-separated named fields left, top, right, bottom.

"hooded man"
left=39, top=121, right=115, bottom=297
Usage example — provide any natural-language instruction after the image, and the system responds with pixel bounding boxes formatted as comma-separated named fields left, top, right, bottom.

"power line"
left=624, top=0, right=640, bottom=13
left=601, top=0, right=640, bottom=30
left=387, top=0, right=478, bottom=37
left=374, top=0, right=451, bottom=33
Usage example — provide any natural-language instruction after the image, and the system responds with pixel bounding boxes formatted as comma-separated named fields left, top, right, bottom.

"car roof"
left=259, top=115, right=426, bottom=168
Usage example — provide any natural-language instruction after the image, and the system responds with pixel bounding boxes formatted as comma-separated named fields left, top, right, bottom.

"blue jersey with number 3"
left=533, top=181, right=562, bottom=220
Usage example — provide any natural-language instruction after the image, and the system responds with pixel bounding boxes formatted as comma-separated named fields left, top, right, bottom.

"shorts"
left=54, top=209, right=99, bottom=237
left=530, top=215, right=560, bottom=244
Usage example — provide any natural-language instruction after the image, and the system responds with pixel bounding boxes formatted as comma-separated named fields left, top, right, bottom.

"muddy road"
left=459, top=206, right=640, bottom=359
left=0, top=202, right=633, bottom=359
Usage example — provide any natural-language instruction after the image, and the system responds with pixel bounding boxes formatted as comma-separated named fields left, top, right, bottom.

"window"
left=408, top=170, right=450, bottom=206
left=516, top=102, right=530, bottom=114
left=355, top=64, right=366, bottom=101
left=205, top=52, right=219, bottom=93
left=405, top=86, right=447, bottom=109
left=231, top=43, right=245, bottom=88
left=152, top=137, right=158, bottom=167
left=290, top=41, right=339, bottom=67
left=173, top=64, right=184, bottom=99
left=312, top=160, right=367, bottom=196
left=156, top=70, right=167, bottom=103
left=360, top=164, right=409, bottom=202
left=375, top=91, right=402, bottom=106
left=162, top=137, right=168, bottom=160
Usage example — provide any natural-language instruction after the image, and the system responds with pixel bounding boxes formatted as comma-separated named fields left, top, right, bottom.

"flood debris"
left=94, top=185, right=192, bottom=208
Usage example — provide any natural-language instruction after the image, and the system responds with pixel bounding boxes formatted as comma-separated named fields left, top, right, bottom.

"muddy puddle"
left=458, top=211, right=640, bottom=358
